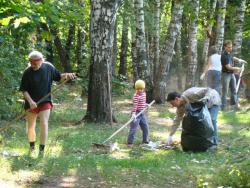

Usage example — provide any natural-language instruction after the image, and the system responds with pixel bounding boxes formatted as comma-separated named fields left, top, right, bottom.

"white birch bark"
left=201, top=0, right=217, bottom=75
left=86, top=0, right=122, bottom=124
left=185, top=0, right=200, bottom=89
left=233, top=0, right=246, bottom=57
left=153, top=0, right=184, bottom=103
left=214, top=0, right=227, bottom=53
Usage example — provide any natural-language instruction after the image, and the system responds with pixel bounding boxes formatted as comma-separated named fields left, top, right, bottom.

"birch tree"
left=153, top=0, right=184, bottom=103
left=185, top=0, right=200, bottom=89
left=118, top=3, right=129, bottom=77
left=131, top=0, right=139, bottom=81
left=152, top=0, right=161, bottom=88
left=200, top=0, right=217, bottom=80
left=233, top=0, right=246, bottom=57
left=134, top=0, right=153, bottom=100
left=214, top=0, right=227, bottom=53
left=85, top=0, right=122, bottom=124
left=175, top=35, right=183, bottom=90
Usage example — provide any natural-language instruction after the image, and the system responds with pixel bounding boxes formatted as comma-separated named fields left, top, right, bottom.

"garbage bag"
left=181, top=102, right=214, bottom=152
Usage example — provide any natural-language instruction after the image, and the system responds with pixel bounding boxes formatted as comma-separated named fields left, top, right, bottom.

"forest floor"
left=0, top=84, right=250, bottom=188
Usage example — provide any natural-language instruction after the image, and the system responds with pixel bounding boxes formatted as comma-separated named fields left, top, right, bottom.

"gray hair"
left=28, top=51, right=43, bottom=60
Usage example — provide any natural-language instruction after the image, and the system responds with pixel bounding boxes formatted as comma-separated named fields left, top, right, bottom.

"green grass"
left=0, top=88, right=250, bottom=187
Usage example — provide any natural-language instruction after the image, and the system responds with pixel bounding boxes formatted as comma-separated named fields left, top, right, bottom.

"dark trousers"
left=127, top=112, right=149, bottom=144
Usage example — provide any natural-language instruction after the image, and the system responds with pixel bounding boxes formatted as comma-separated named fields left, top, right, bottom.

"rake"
left=0, top=79, right=69, bottom=133
left=92, top=100, right=155, bottom=150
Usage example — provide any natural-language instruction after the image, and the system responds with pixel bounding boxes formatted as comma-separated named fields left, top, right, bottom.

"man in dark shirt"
left=221, top=40, right=246, bottom=111
left=20, top=51, right=75, bottom=156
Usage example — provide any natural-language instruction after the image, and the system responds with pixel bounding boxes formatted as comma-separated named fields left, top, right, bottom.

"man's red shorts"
left=28, top=102, right=53, bottom=114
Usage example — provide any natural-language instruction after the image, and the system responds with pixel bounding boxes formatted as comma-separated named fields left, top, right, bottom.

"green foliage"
left=112, top=75, right=131, bottom=95
left=0, top=0, right=91, bottom=120
left=214, top=161, right=250, bottom=187
left=0, top=36, right=27, bottom=119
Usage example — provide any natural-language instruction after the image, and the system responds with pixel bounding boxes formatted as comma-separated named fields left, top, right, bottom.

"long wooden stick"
left=102, top=100, right=155, bottom=144
left=236, top=63, right=245, bottom=93
left=0, top=79, right=69, bottom=132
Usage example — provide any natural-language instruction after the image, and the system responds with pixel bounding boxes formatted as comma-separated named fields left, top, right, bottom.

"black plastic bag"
left=181, top=102, right=214, bottom=152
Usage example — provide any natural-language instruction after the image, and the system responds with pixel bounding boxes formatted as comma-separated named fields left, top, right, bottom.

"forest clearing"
left=1, top=0, right=250, bottom=187
left=0, top=84, right=250, bottom=188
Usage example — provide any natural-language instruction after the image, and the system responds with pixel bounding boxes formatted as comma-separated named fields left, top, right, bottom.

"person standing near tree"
left=19, top=50, right=75, bottom=156
left=221, top=40, right=246, bottom=111
left=200, top=46, right=222, bottom=94
left=127, top=80, right=149, bottom=146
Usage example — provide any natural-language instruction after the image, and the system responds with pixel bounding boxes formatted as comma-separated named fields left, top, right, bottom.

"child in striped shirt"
left=127, top=80, right=149, bottom=146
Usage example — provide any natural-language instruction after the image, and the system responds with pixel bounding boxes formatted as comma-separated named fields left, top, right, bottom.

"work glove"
left=200, top=73, right=205, bottom=80
left=131, top=112, right=137, bottom=123
left=166, top=136, right=173, bottom=145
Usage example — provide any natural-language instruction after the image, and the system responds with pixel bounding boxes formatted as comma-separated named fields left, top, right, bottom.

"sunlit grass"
left=0, top=87, right=250, bottom=187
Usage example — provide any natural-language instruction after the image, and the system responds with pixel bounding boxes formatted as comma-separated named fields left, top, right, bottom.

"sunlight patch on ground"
left=49, top=145, right=63, bottom=157
left=14, top=170, right=42, bottom=185
left=219, top=124, right=234, bottom=129
left=151, top=132, right=181, bottom=143
left=111, top=149, right=130, bottom=159
left=148, top=111, right=160, bottom=117
left=151, top=131, right=168, bottom=140
left=113, top=99, right=131, bottom=105
left=119, top=110, right=130, bottom=114
left=151, top=117, right=173, bottom=126
left=60, top=176, right=78, bottom=188
left=0, top=180, right=19, bottom=188
left=68, top=92, right=79, bottom=97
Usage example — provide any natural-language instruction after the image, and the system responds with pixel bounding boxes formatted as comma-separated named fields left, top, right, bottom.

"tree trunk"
left=65, top=23, right=76, bottom=68
left=134, top=0, right=153, bottom=101
left=38, top=23, right=54, bottom=63
left=200, top=0, right=217, bottom=85
left=153, top=0, right=184, bottom=103
left=185, top=0, right=200, bottom=89
left=111, top=21, right=117, bottom=78
left=85, top=0, right=122, bottom=124
left=76, top=27, right=85, bottom=74
left=175, top=34, right=183, bottom=90
left=118, top=9, right=129, bottom=77
left=131, top=2, right=139, bottom=82
left=153, top=0, right=160, bottom=88
left=214, top=0, right=227, bottom=53
left=51, top=28, right=72, bottom=72
left=45, top=40, right=54, bottom=63
left=76, top=0, right=85, bottom=76
left=233, top=0, right=246, bottom=57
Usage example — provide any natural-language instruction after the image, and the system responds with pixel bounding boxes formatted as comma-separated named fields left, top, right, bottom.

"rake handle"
left=0, top=79, right=69, bottom=132
left=236, top=63, right=245, bottom=93
left=102, top=100, right=155, bottom=144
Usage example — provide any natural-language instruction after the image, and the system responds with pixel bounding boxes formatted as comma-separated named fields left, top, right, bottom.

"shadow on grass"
left=1, top=99, right=250, bottom=187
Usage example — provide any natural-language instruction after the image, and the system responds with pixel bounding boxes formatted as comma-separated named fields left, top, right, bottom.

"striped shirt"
left=131, top=91, right=146, bottom=112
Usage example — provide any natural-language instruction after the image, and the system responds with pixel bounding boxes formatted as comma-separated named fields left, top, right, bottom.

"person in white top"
left=200, top=46, right=222, bottom=94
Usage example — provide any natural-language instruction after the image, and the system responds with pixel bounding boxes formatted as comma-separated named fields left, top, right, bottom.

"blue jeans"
left=127, top=112, right=149, bottom=144
left=208, top=105, right=219, bottom=145
left=207, top=70, right=221, bottom=94
left=221, top=72, right=238, bottom=110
